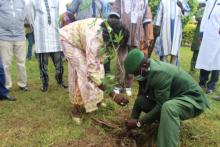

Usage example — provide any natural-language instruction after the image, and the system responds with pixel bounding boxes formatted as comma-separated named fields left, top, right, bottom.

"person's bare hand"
left=113, top=94, right=129, bottom=106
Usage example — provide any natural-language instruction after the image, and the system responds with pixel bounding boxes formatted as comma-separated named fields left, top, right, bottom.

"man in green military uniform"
left=124, top=49, right=209, bottom=147
left=190, top=3, right=205, bottom=71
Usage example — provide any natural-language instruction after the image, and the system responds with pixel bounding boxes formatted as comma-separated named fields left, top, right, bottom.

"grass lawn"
left=0, top=47, right=220, bottom=147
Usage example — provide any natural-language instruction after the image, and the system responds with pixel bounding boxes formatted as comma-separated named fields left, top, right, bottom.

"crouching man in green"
left=124, top=49, right=209, bottom=147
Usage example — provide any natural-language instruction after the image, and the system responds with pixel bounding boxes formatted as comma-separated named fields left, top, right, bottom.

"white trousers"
left=0, top=40, right=27, bottom=89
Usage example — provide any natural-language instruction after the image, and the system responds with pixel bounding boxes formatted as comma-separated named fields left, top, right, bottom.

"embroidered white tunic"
left=154, top=0, right=190, bottom=56
left=28, top=0, right=61, bottom=53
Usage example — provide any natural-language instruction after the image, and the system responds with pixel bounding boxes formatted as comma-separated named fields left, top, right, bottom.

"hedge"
left=182, top=22, right=196, bottom=46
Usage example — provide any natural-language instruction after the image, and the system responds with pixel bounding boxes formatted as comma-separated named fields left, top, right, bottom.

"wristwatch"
left=137, top=121, right=142, bottom=128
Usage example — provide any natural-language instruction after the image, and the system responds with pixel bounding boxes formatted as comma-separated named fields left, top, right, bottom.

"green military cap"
left=124, top=48, right=145, bottom=74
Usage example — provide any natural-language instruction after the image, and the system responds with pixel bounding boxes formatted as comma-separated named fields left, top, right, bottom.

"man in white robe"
left=28, top=0, right=67, bottom=92
left=196, top=0, right=220, bottom=94
left=154, top=0, right=190, bottom=65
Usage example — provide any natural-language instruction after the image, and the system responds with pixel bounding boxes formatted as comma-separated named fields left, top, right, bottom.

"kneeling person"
left=124, top=49, right=209, bottom=147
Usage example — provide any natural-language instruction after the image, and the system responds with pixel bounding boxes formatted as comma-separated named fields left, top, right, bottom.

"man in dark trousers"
left=190, top=3, right=205, bottom=71
left=123, top=49, right=209, bottom=147
left=28, top=0, right=67, bottom=92
left=0, top=58, right=15, bottom=101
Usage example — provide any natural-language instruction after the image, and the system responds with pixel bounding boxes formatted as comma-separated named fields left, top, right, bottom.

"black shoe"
left=58, top=82, right=68, bottom=89
left=27, top=57, right=32, bottom=60
left=1, top=95, right=16, bottom=101
left=41, top=84, right=48, bottom=92
left=19, top=86, right=29, bottom=91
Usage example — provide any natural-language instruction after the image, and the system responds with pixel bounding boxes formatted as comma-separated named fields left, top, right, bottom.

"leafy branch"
left=98, top=20, right=125, bottom=93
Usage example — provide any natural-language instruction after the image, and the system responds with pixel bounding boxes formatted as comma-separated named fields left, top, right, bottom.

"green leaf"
left=113, top=30, right=123, bottom=44
left=98, top=47, right=106, bottom=56
left=101, top=73, right=117, bottom=94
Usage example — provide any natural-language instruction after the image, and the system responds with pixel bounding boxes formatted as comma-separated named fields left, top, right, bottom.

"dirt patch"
left=110, top=109, right=158, bottom=147
left=56, top=129, right=118, bottom=147
left=56, top=109, right=158, bottom=147
left=70, top=121, right=158, bottom=147
left=58, top=130, right=136, bottom=147
left=110, top=123, right=158, bottom=147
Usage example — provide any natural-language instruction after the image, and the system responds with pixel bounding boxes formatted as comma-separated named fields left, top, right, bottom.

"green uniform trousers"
left=157, top=99, right=201, bottom=147
left=132, top=95, right=203, bottom=147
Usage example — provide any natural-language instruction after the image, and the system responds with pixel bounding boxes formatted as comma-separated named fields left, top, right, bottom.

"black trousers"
left=37, top=52, right=64, bottom=85
left=199, top=69, right=219, bottom=90
left=190, top=50, right=199, bottom=71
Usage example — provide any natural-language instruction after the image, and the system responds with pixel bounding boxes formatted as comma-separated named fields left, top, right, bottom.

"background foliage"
left=182, top=0, right=198, bottom=27
left=182, top=22, right=196, bottom=46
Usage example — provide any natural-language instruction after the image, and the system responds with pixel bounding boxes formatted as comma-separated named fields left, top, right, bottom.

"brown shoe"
left=70, top=106, right=85, bottom=125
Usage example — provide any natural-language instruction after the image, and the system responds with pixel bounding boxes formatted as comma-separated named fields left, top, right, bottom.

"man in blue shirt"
left=0, top=0, right=29, bottom=91
left=67, top=0, right=104, bottom=20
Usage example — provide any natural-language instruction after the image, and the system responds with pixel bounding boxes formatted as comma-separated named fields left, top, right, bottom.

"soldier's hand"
left=113, top=94, right=129, bottom=106
left=125, top=119, right=139, bottom=130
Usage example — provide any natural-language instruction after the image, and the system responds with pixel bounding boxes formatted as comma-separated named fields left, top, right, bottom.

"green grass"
left=0, top=47, right=220, bottom=146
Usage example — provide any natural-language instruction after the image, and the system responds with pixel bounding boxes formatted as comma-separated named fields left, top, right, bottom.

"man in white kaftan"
left=196, top=0, right=220, bottom=94
left=154, top=0, right=190, bottom=65
left=28, top=0, right=67, bottom=92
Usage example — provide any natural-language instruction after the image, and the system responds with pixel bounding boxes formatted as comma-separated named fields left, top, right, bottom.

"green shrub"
left=182, top=22, right=196, bottom=46
left=148, top=0, right=160, bottom=18
left=182, top=0, right=198, bottom=27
